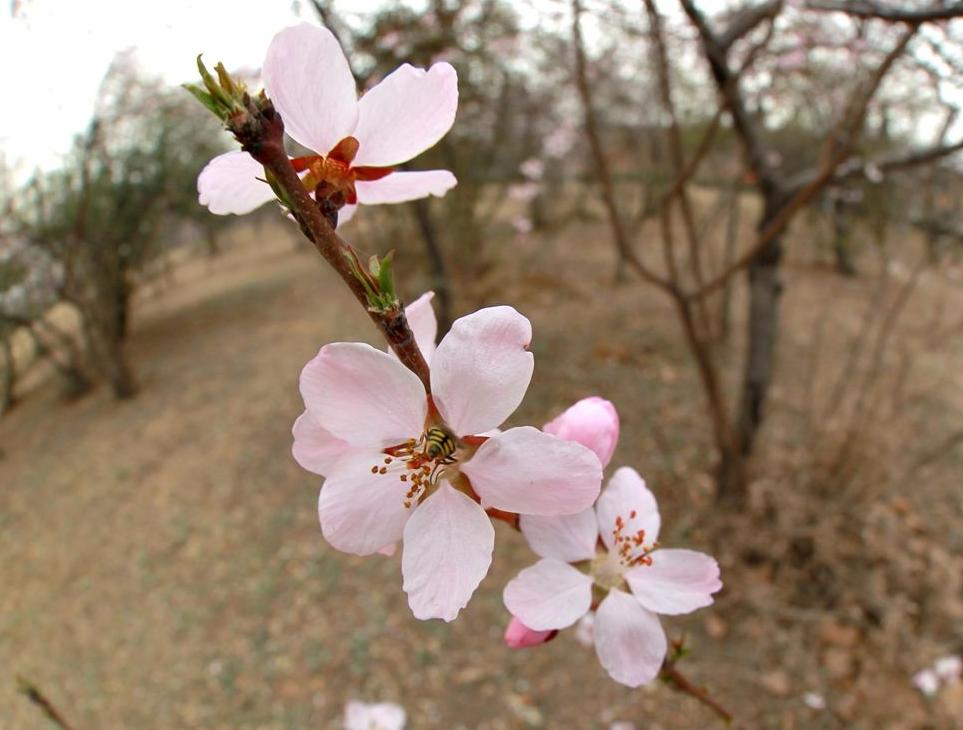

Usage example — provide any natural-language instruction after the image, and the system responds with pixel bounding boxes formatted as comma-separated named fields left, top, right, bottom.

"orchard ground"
left=2, top=206, right=962, bottom=729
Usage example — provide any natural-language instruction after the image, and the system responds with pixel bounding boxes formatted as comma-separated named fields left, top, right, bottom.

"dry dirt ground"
left=1, top=216, right=962, bottom=729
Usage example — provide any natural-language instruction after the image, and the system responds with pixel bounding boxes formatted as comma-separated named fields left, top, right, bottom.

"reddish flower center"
left=291, top=136, right=394, bottom=205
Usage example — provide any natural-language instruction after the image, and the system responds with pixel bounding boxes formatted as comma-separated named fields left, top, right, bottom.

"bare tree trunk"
left=103, top=336, right=137, bottom=399
left=0, top=333, right=15, bottom=414
left=734, top=195, right=786, bottom=463
left=831, top=196, right=857, bottom=276
left=571, top=0, right=635, bottom=275
left=718, top=185, right=741, bottom=338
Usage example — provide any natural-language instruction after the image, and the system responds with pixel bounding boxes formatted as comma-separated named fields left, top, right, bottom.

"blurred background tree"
left=6, top=52, right=230, bottom=399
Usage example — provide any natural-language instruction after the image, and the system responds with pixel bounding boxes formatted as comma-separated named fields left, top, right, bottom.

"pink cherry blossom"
left=504, top=468, right=722, bottom=687
left=295, top=304, right=603, bottom=622
left=504, top=616, right=555, bottom=649
left=344, top=700, right=406, bottom=730
left=292, top=292, right=437, bottom=477
left=197, top=23, right=458, bottom=221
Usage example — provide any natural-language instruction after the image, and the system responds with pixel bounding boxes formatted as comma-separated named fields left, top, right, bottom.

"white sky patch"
left=0, top=0, right=319, bottom=172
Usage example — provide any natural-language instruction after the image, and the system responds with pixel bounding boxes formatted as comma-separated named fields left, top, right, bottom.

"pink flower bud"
left=543, top=397, right=620, bottom=468
left=504, top=616, right=555, bottom=649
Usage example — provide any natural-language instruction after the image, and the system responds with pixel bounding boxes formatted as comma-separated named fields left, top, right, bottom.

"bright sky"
left=0, top=0, right=323, bottom=173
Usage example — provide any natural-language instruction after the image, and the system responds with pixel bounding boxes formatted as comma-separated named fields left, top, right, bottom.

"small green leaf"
left=182, top=84, right=223, bottom=118
left=377, top=250, right=396, bottom=299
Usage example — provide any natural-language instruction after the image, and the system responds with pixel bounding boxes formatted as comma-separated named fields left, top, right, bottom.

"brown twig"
left=660, top=657, right=733, bottom=724
left=16, top=676, right=78, bottom=730
left=227, top=94, right=432, bottom=391
left=806, top=0, right=963, bottom=23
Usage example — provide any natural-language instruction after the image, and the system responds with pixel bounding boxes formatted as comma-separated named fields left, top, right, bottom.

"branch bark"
left=230, top=96, right=432, bottom=391
left=806, top=0, right=963, bottom=23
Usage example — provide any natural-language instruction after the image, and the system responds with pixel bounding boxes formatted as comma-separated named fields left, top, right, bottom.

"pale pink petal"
left=336, top=204, right=358, bottom=228
left=625, top=549, right=722, bottom=616
left=299, top=342, right=426, bottom=446
left=504, top=616, right=554, bottom=649
left=519, top=508, right=597, bottom=562
left=401, top=483, right=494, bottom=621
left=317, top=451, right=413, bottom=556
left=462, top=427, right=602, bottom=515
left=593, top=589, right=667, bottom=688
left=352, top=62, right=458, bottom=167
left=291, top=410, right=350, bottom=476
left=597, top=467, right=660, bottom=551
left=197, top=151, right=274, bottom=215
left=574, top=612, right=595, bottom=647
left=344, top=701, right=406, bottom=730
left=262, top=23, right=359, bottom=155
left=377, top=543, right=397, bottom=557
left=430, top=307, right=533, bottom=435
left=543, top=397, right=620, bottom=468
left=355, top=170, right=457, bottom=204
left=405, top=291, right=437, bottom=363
left=503, top=558, right=592, bottom=631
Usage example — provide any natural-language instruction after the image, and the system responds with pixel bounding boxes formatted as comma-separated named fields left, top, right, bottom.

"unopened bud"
left=504, top=616, right=555, bottom=649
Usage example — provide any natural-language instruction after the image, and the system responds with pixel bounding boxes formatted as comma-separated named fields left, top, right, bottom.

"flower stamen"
left=376, top=428, right=460, bottom=509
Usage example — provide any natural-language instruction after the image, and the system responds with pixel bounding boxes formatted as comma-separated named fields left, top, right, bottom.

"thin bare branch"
left=17, top=676, right=78, bottom=730
left=807, top=0, right=963, bottom=23
left=718, top=0, right=782, bottom=50
left=571, top=0, right=672, bottom=292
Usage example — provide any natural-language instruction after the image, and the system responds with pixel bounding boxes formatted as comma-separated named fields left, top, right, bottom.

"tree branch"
left=789, top=137, right=963, bottom=188
left=17, top=676, right=78, bottom=730
left=806, top=0, right=963, bottom=23
left=224, top=92, right=432, bottom=390
left=718, top=0, right=782, bottom=51
left=678, top=0, right=779, bottom=192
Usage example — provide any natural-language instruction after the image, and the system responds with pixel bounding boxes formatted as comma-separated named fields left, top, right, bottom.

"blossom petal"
left=462, top=427, right=602, bottom=515
left=262, top=23, right=359, bottom=155
left=299, top=342, right=426, bottom=446
left=352, top=62, right=458, bottom=167
left=626, top=549, right=722, bottom=616
left=504, top=616, right=554, bottom=649
left=197, top=151, right=274, bottom=215
left=401, top=484, right=494, bottom=621
left=503, top=559, right=592, bottom=631
left=519, top=508, right=597, bottom=562
left=292, top=410, right=351, bottom=476
left=355, top=170, right=457, bottom=204
left=593, top=589, right=667, bottom=688
left=317, top=451, right=413, bottom=556
left=405, top=291, right=438, bottom=362
left=543, top=397, right=620, bottom=468
left=597, top=466, right=660, bottom=551
left=430, top=306, right=533, bottom=435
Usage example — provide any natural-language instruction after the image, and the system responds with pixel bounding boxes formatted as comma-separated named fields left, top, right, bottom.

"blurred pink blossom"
left=512, top=216, right=534, bottom=235
left=543, top=124, right=578, bottom=158
left=508, top=182, right=541, bottom=203
left=913, top=668, right=940, bottom=697
left=519, top=157, right=545, bottom=181
left=198, top=23, right=458, bottom=223
left=935, top=655, right=962, bottom=683
left=344, top=700, right=406, bottom=730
